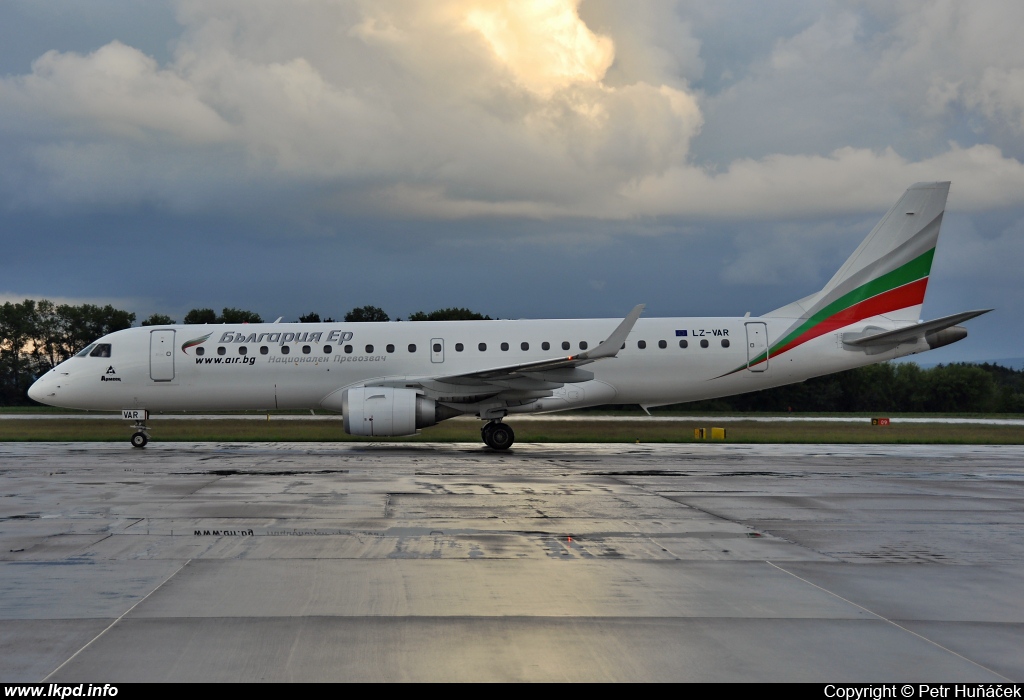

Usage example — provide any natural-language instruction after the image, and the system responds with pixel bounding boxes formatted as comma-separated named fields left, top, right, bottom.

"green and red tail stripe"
left=729, top=247, right=934, bottom=374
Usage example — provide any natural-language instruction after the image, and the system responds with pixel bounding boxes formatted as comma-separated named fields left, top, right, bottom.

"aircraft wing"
left=437, top=303, right=643, bottom=380
left=842, top=309, right=992, bottom=347
left=433, top=303, right=643, bottom=383
left=366, top=304, right=644, bottom=398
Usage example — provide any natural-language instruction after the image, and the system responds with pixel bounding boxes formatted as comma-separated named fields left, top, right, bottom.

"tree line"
left=3, top=298, right=1020, bottom=412
left=139, top=305, right=488, bottom=326
left=1, top=299, right=136, bottom=404
left=655, top=361, right=1024, bottom=414
left=335, top=306, right=490, bottom=322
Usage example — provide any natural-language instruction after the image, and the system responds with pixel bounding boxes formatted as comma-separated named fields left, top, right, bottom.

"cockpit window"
left=89, top=344, right=112, bottom=358
left=75, top=344, right=96, bottom=358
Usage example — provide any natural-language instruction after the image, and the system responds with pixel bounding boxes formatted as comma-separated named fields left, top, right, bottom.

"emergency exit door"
left=150, top=330, right=175, bottom=381
left=430, top=338, right=444, bottom=363
left=745, top=322, right=768, bottom=372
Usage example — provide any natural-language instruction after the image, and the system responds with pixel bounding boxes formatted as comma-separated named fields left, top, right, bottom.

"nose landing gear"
left=481, top=420, right=514, bottom=450
left=123, top=409, right=150, bottom=448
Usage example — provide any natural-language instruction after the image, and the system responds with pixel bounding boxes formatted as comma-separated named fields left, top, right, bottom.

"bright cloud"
left=3, top=41, right=229, bottom=143
left=464, top=0, right=614, bottom=96
left=0, top=0, right=706, bottom=215
left=623, top=143, right=1024, bottom=219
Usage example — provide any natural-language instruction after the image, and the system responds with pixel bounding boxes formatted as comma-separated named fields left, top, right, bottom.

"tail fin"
left=767, top=181, right=949, bottom=324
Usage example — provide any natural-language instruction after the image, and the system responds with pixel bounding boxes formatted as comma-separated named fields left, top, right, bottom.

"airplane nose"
left=27, top=375, right=48, bottom=404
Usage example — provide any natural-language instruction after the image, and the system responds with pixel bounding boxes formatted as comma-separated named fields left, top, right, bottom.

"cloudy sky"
left=2, top=0, right=1023, bottom=363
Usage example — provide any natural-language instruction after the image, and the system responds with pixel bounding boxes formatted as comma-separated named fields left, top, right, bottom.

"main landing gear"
left=481, top=420, right=514, bottom=450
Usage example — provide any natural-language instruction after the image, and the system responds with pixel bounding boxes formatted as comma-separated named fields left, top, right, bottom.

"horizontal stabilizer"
left=843, top=309, right=992, bottom=347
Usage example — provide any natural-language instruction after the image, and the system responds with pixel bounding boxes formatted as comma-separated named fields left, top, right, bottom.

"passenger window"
left=455, top=343, right=464, bottom=352
left=521, top=342, right=529, bottom=351
left=679, top=339, right=688, bottom=349
left=500, top=342, right=509, bottom=351
left=282, top=345, right=290, bottom=355
left=542, top=342, right=550, bottom=351
left=302, top=345, right=311, bottom=354
left=76, top=344, right=96, bottom=358
left=579, top=341, right=588, bottom=350
left=217, top=346, right=226, bottom=356
left=433, top=343, right=441, bottom=353
left=722, top=339, right=730, bottom=348
left=345, top=345, right=353, bottom=354
left=239, top=346, right=247, bottom=356
left=637, top=340, right=647, bottom=350
left=479, top=343, right=487, bottom=351
left=196, top=347, right=205, bottom=356
left=561, top=341, right=570, bottom=351
left=659, top=340, right=667, bottom=349
left=408, top=344, right=417, bottom=353
left=260, top=346, right=269, bottom=355
left=365, top=345, right=374, bottom=353
left=700, top=339, right=709, bottom=348
left=90, top=344, right=112, bottom=358
left=323, top=345, right=332, bottom=354
left=386, top=344, right=395, bottom=353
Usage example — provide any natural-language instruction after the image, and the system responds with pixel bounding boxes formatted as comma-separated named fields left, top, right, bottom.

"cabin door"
left=150, top=330, right=175, bottom=381
left=430, top=338, right=444, bottom=363
left=745, top=322, right=768, bottom=372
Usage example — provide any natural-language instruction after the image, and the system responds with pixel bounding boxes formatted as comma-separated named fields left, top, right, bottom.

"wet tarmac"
left=1, top=442, right=1022, bottom=682
left=4, top=413, right=1024, bottom=424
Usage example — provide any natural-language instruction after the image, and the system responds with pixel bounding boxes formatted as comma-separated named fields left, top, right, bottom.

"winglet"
left=577, top=304, right=645, bottom=361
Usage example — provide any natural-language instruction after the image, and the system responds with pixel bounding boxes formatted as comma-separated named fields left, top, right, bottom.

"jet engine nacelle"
left=341, top=387, right=442, bottom=437
left=926, top=326, right=968, bottom=350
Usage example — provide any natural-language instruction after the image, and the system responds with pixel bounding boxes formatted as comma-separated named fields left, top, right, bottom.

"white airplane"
left=29, top=182, right=989, bottom=450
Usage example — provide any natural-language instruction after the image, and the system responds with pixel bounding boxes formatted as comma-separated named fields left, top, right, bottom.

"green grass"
left=1, top=416, right=1022, bottom=444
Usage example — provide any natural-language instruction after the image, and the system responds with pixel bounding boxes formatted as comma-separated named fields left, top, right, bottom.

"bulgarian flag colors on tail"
left=745, top=247, right=934, bottom=369
left=726, top=182, right=951, bottom=377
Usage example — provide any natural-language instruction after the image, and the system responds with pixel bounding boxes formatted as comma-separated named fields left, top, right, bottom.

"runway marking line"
left=765, top=560, right=1011, bottom=681
left=41, top=558, right=192, bottom=681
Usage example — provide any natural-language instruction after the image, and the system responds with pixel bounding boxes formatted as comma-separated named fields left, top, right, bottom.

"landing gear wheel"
left=482, top=421, right=514, bottom=450
left=489, top=423, right=514, bottom=450
left=130, top=431, right=148, bottom=448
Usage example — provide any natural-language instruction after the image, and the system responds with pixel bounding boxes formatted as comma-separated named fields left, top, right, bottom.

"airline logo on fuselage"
left=181, top=333, right=213, bottom=354
left=218, top=330, right=354, bottom=346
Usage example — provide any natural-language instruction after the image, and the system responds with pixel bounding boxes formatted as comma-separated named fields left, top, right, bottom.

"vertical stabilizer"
left=818, top=181, right=948, bottom=321
left=763, top=182, right=949, bottom=357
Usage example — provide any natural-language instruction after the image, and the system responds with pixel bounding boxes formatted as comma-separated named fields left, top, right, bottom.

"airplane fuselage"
left=30, top=315, right=919, bottom=414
